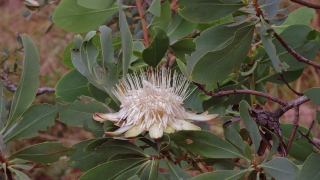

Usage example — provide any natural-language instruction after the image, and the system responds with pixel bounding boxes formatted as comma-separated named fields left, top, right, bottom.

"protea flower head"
left=93, top=69, right=218, bottom=139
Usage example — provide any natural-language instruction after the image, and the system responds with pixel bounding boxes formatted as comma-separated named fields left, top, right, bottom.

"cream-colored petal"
left=124, top=125, right=145, bottom=138
left=201, top=111, right=209, bottom=115
left=176, top=119, right=201, bottom=130
left=105, top=125, right=133, bottom=136
left=93, top=113, right=118, bottom=122
left=164, top=125, right=175, bottom=134
left=149, top=122, right=164, bottom=140
left=187, top=113, right=219, bottom=121
left=187, top=111, right=197, bottom=115
left=169, top=122, right=182, bottom=131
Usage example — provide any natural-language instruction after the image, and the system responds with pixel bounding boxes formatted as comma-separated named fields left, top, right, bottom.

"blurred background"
left=0, top=0, right=319, bottom=179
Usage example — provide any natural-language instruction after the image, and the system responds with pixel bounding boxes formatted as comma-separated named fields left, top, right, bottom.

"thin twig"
left=0, top=74, right=55, bottom=96
left=136, top=0, right=150, bottom=47
left=291, top=0, right=320, bottom=9
left=194, top=82, right=287, bottom=106
left=223, top=116, right=241, bottom=128
left=0, top=74, right=16, bottom=92
left=297, top=121, right=320, bottom=150
left=278, top=73, right=303, bottom=96
left=217, top=82, right=222, bottom=92
left=273, top=32, right=320, bottom=69
left=253, top=0, right=320, bottom=70
left=313, top=138, right=320, bottom=145
left=278, top=95, right=310, bottom=114
left=36, top=87, right=56, bottom=96
left=286, top=105, right=299, bottom=154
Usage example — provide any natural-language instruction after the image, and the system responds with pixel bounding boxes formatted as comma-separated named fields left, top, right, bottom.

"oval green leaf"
left=79, top=158, right=148, bottom=180
left=77, top=0, right=116, bottom=10
left=55, top=69, right=91, bottom=103
left=190, top=170, right=249, bottom=180
left=170, top=38, right=195, bottom=63
left=5, top=104, right=64, bottom=143
left=53, top=0, right=125, bottom=33
left=190, top=25, right=254, bottom=84
left=239, top=100, right=260, bottom=157
left=142, top=27, right=169, bottom=68
left=67, top=139, right=110, bottom=172
left=11, top=142, right=76, bottom=164
left=259, top=158, right=300, bottom=180
left=58, top=96, right=109, bottom=136
left=118, top=0, right=133, bottom=77
left=178, top=0, right=245, bottom=23
left=170, top=130, right=247, bottom=160
left=164, top=158, right=192, bottom=180
left=166, top=13, right=196, bottom=42
left=148, top=1, right=171, bottom=35
left=304, top=88, right=320, bottom=106
left=298, top=153, right=320, bottom=180
left=5, top=34, right=40, bottom=130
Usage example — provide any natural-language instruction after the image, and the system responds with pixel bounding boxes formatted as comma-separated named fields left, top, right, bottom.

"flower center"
left=113, top=70, right=190, bottom=129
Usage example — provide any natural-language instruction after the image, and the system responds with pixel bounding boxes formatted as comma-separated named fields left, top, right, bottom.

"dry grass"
left=0, top=2, right=92, bottom=179
left=0, top=0, right=73, bottom=103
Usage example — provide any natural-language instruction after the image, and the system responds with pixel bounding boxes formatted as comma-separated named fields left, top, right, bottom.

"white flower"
left=93, top=69, right=218, bottom=139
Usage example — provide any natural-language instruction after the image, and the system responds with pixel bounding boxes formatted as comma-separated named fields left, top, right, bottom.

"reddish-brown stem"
left=0, top=153, right=13, bottom=180
left=232, top=158, right=240, bottom=163
left=150, top=151, right=176, bottom=163
left=174, top=153, right=188, bottom=164
left=136, top=0, right=150, bottom=47
left=273, top=32, right=320, bottom=70
left=150, top=154, right=165, bottom=160
left=162, top=151, right=174, bottom=163
left=286, top=105, right=299, bottom=154
left=251, top=162, right=262, bottom=173
left=253, top=0, right=263, bottom=17
left=194, top=83, right=287, bottom=106
left=153, top=151, right=205, bottom=172
left=291, top=0, right=320, bottom=9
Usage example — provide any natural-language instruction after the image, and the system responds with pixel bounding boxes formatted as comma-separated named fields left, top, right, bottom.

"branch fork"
left=297, top=120, right=320, bottom=151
